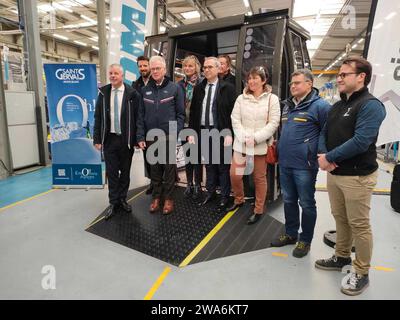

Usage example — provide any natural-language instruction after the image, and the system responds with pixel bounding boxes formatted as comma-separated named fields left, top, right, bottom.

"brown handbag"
left=265, top=94, right=278, bottom=164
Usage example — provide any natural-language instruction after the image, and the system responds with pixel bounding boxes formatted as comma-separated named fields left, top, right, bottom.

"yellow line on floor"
left=373, top=266, right=395, bottom=272
left=0, top=189, right=55, bottom=213
left=144, top=266, right=172, bottom=300
left=179, top=208, right=239, bottom=268
left=127, top=189, right=146, bottom=202
left=85, top=189, right=147, bottom=229
left=272, top=252, right=288, bottom=258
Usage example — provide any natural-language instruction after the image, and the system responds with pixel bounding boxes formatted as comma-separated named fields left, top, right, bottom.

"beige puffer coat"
left=231, top=88, right=281, bottom=155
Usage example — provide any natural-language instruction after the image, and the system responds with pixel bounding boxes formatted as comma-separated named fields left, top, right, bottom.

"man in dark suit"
left=93, top=64, right=142, bottom=220
left=132, top=55, right=153, bottom=195
left=189, top=56, right=236, bottom=213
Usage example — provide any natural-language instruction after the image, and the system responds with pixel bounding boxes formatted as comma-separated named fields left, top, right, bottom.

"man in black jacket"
left=189, top=56, right=236, bottom=213
left=132, top=55, right=153, bottom=195
left=93, top=64, right=141, bottom=220
left=132, top=55, right=151, bottom=91
left=137, top=56, right=185, bottom=215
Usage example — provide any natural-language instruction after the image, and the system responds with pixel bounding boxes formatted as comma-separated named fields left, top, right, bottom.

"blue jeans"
left=279, top=167, right=318, bottom=244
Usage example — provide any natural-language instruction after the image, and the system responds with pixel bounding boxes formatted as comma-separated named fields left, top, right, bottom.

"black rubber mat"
left=86, top=186, right=228, bottom=266
left=86, top=186, right=285, bottom=266
left=190, top=200, right=285, bottom=264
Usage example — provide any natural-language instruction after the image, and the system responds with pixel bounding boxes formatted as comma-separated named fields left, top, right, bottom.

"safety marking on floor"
left=144, top=266, right=172, bottom=300
left=85, top=189, right=146, bottom=230
left=0, top=189, right=55, bottom=213
left=373, top=266, right=395, bottom=272
left=272, top=252, right=289, bottom=258
left=179, top=208, right=239, bottom=268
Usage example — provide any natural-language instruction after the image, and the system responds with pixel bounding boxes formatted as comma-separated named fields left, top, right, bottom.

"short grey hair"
left=149, top=55, right=166, bottom=68
left=204, top=56, right=221, bottom=69
left=291, top=68, right=314, bottom=83
left=109, top=63, right=124, bottom=73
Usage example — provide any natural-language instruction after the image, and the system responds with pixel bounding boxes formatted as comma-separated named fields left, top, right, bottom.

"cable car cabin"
left=144, top=9, right=311, bottom=202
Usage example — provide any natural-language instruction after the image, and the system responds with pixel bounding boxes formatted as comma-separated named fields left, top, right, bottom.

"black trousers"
left=201, top=128, right=231, bottom=198
left=184, top=140, right=202, bottom=185
left=147, top=137, right=176, bottom=200
left=104, top=133, right=134, bottom=205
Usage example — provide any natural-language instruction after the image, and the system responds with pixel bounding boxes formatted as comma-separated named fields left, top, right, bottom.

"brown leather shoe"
left=149, top=198, right=161, bottom=213
left=163, top=199, right=174, bottom=215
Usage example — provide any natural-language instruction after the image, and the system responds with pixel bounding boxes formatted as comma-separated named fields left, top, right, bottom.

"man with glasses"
left=271, top=69, right=330, bottom=258
left=316, top=56, right=386, bottom=296
left=189, top=57, right=236, bottom=213
left=136, top=56, right=185, bottom=215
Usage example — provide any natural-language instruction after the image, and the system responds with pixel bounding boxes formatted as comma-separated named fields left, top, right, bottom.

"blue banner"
left=44, top=63, right=103, bottom=187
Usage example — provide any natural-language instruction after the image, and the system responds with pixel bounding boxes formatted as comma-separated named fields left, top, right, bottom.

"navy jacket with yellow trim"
left=278, top=88, right=331, bottom=170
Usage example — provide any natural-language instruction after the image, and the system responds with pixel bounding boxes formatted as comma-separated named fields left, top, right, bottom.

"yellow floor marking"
left=373, top=266, right=395, bottom=272
left=144, top=266, right=172, bottom=300
left=0, top=189, right=55, bottom=213
left=272, top=252, right=289, bottom=258
left=179, top=208, right=239, bottom=267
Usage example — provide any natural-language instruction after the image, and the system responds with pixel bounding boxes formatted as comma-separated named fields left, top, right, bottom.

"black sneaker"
left=271, top=234, right=297, bottom=247
left=315, top=255, right=352, bottom=271
left=292, top=241, right=310, bottom=258
left=341, top=272, right=369, bottom=296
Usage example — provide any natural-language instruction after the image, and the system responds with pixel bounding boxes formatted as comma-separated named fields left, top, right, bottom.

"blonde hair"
left=182, top=55, right=201, bottom=77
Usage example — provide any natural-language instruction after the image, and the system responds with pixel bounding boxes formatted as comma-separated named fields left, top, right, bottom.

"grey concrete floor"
left=0, top=150, right=399, bottom=300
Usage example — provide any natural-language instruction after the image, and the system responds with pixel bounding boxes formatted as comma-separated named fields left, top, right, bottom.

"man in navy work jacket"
left=137, top=55, right=185, bottom=215
left=316, top=56, right=386, bottom=296
left=93, top=63, right=141, bottom=220
left=271, top=69, right=330, bottom=258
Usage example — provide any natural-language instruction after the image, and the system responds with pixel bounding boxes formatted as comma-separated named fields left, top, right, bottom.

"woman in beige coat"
left=228, top=66, right=281, bottom=224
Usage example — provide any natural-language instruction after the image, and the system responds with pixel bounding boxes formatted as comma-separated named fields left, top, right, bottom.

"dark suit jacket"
left=189, top=79, right=236, bottom=134
left=93, top=82, right=142, bottom=149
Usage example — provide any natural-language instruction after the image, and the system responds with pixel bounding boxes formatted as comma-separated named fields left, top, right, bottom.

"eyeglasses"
left=289, top=80, right=310, bottom=86
left=336, top=72, right=359, bottom=79
left=203, top=65, right=215, bottom=70
left=150, top=67, right=163, bottom=72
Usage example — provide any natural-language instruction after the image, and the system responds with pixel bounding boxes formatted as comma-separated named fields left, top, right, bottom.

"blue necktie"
left=114, top=89, right=121, bottom=134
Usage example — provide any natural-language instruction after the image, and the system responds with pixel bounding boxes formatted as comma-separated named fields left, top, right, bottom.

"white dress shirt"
left=110, top=84, right=125, bottom=133
left=201, top=78, right=218, bottom=126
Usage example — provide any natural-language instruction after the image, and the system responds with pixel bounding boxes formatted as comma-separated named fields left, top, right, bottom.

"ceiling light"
left=357, top=38, right=364, bottom=44
left=38, top=4, right=54, bottom=12
left=181, top=10, right=200, bottom=19
left=81, top=15, right=96, bottom=24
left=60, top=1, right=81, bottom=7
left=373, top=22, right=383, bottom=30
left=351, top=43, right=357, bottom=49
left=92, top=45, right=99, bottom=50
left=54, top=34, right=69, bottom=40
left=243, top=0, right=250, bottom=8
left=75, top=0, right=93, bottom=4
left=385, top=12, right=397, bottom=20
left=73, top=40, right=87, bottom=46
left=52, top=3, right=73, bottom=13
left=90, top=36, right=98, bottom=42
left=160, top=26, right=166, bottom=33
left=247, top=11, right=253, bottom=16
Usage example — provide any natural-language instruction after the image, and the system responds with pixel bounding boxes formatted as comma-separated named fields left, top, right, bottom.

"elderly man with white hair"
left=137, top=55, right=185, bottom=215
left=93, top=64, right=142, bottom=220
